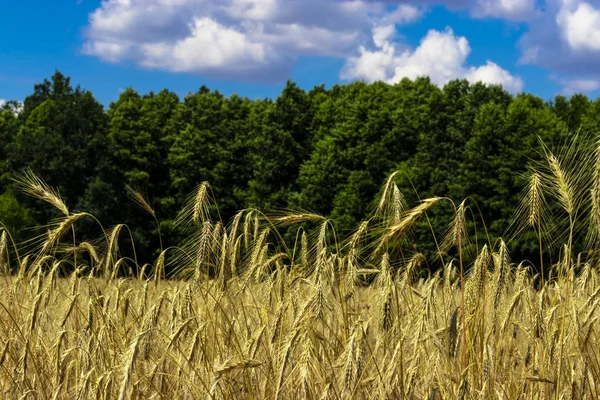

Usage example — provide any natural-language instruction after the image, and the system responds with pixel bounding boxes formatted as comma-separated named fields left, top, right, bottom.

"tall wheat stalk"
left=3, top=133, right=600, bottom=398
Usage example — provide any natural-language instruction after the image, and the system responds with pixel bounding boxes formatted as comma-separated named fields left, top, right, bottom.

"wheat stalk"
left=14, top=168, right=69, bottom=216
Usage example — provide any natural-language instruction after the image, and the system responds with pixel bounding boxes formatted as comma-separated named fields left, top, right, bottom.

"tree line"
left=0, top=71, right=596, bottom=270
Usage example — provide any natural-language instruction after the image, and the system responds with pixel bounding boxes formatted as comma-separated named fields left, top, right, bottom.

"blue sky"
left=2, top=0, right=600, bottom=107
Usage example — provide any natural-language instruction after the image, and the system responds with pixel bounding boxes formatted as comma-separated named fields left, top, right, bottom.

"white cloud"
left=83, top=0, right=414, bottom=81
left=518, top=0, right=600, bottom=82
left=82, top=0, right=554, bottom=90
left=552, top=75, right=600, bottom=94
left=472, top=0, right=537, bottom=20
left=342, top=27, right=524, bottom=93
left=567, top=79, right=600, bottom=92
left=372, top=25, right=397, bottom=48
left=556, top=2, right=600, bottom=51
left=0, top=99, right=5, bottom=108
left=563, top=78, right=600, bottom=94
left=382, top=4, right=423, bottom=24
left=139, top=18, right=270, bottom=73
left=84, top=40, right=132, bottom=63
left=226, top=0, right=278, bottom=20
left=465, top=60, right=524, bottom=93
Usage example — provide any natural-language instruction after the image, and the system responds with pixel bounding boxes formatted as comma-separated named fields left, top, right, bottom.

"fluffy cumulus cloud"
left=565, top=79, right=600, bottom=92
left=471, top=0, right=537, bottom=20
left=0, top=99, right=5, bottom=108
left=551, top=75, right=600, bottom=94
left=83, top=0, right=396, bottom=81
left=556, top=1, right=600, bottom=52
left=341, top=27, right=524, bottom=93
left=84, top=0, right=527, bottom=88
left=518, top=0, right=600, bottom=92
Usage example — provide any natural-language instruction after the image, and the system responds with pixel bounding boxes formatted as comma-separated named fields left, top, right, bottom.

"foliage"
left=0, top=140, right=599, bottom=397
left=2, top=71, right=600, bottom=268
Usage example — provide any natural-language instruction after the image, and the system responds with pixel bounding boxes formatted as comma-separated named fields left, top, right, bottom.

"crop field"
left=1, top=139, right=600, bottom=399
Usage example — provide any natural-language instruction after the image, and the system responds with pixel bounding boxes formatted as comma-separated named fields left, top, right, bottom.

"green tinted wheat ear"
left=457, top=370, right=469, bottom=400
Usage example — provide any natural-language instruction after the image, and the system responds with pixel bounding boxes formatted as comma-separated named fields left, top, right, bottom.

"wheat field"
left=1, top=138, right=600, bottom=399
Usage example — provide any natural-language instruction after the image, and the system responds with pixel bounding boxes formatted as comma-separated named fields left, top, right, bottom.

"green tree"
left=245, top=82, right=315, bottom=211
left=453, top=94, right=560, bottom=265
left=296, top=79, right=430, bottom=232
left=79, top=88, right=180, bottom=257
left=0, top=101, right=21, bottom=179
left=550, top=94, right=590, bottom=131
left=0, top=190, right=34, bottom=241
left=167, top=87, right=254, bottom=221
left=0, top=103, right=32, bottom=242
left=9, top=71, right=110, bottom=227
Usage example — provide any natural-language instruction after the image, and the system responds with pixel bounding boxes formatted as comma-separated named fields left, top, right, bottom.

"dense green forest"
left=0, top=71, right=596, bottom=270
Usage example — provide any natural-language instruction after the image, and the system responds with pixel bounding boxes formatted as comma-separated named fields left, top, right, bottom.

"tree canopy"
left=0, top=71, right=594, bottom=268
